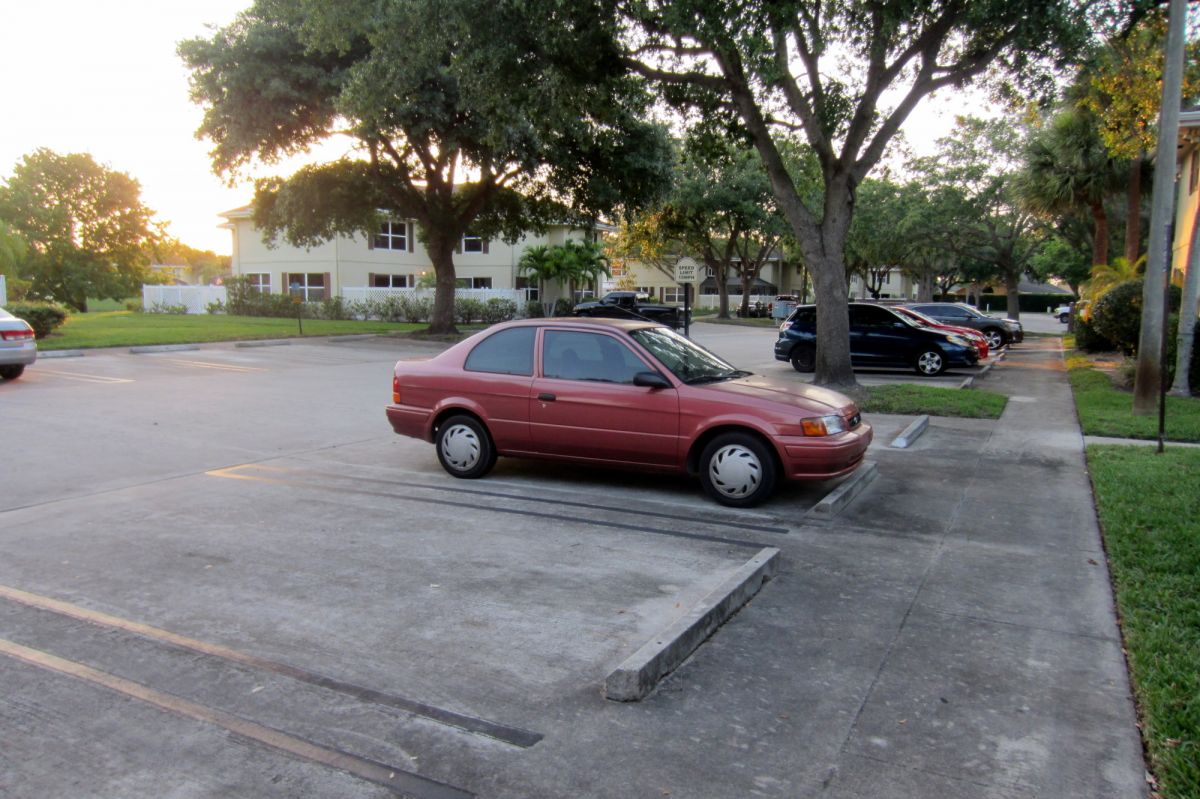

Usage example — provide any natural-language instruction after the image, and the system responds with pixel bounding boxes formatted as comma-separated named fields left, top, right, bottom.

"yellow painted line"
left=163, top=358, right=265, bottom=373
left=32, top=368, right=133, bottom=384
left=0, top=582, right=542, bottom=748
left=0, top=637, right=472, bottom=798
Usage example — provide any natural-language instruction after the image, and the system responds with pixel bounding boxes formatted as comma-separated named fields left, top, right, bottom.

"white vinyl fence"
left=341, top=286, right=527, bottom=307
left=143, top=285, right=228, bottom=314
left=0, top=275, right=6, bottom=306
left=694, top=293, right=776, bottom=310
left=141, top=284, right=528, bottom=315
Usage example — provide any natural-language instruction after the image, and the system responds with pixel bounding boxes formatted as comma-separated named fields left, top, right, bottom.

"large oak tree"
left=620, top=0, right=1089, bottom=386
left=181, top=0, right=671, bottom=334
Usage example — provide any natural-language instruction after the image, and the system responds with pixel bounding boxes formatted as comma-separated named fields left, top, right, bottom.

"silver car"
left=0, top=308, right=37, bottom=380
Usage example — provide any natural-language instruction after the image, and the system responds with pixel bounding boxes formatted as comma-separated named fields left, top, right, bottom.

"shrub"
left=5, top=301, right=68, bottom=338
left=553, top=298, right=574, bottom=317
left=125, top=299, right=143, bottom=312
left=349, top=298, right=376, bottom=321
left=525, top=300, right=544, bottom=318
left=319, top=295, right=351, bottom=320
left=206, top=299, right=226, bottom=314
left=482, top=297, right=517, bottom=324
left=1090, top=279, right=1182, bottom=355
left=148, top=301, right=189, bottom=315
left=401, top=294, right=432, bottom=323
left=1074, top=314, right=1117, bottom=352
left=455, top=297, right=485, bottom=323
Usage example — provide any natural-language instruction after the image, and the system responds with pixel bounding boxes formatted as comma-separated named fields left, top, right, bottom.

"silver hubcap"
left=708, top=444, right=761, bottom=499
left=986, top=331, right=1003, bottom=349
left=441, top=424, right=481, bottom=471
left=918, top=351, right=942, bottom=374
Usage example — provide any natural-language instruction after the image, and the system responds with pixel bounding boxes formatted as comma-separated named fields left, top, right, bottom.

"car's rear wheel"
left=914, top=349, right=945, bottom=376
left=789, top=345, right=815, bottom=373
left=699, top=433, right=777, bottom=507
left=982, top=328, right=1006, bottom=350
left=436, top=414, right=497, bottom=479
left=0, top=365, right=25, bottom=380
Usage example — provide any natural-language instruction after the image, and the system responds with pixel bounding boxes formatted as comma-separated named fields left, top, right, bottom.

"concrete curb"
left=959, top=376, right=975, bottom=389
left=604, top=547, right=780, bottom=702
left=128, top=344, right=200, bottom=354
left=38, top=350, right=84, bottom=359
left=326, top=334, right=379, bottom=343
left=890, top=415, right=929, bottom=449
left=236, top=340, right=292, bottom=348
left=806, top=462, right=878, bottom=520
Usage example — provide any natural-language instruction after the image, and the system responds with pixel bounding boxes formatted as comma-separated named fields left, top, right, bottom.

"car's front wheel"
left=0, top=365, right=25, bottom=380
left=435, top=414, right=497, bottom=479
left=914, top=349, right=946, bottom=376
left=982, top=328, right=1006, bottom=350
left=699, top=433, right=777, bottom=507
left=789, top=345, right=815, bottom=373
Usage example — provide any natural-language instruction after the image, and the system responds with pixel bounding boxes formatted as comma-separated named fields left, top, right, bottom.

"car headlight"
left=801, top=414, right=845, bottom=436
left=946, top=335, right=969, bottom=347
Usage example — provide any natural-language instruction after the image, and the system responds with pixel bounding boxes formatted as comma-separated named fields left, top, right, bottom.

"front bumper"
left=778, top=421, right=873, bottom=480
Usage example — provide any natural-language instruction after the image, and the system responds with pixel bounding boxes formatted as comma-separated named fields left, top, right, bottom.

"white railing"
left=0, top=275, right=6, bottom=306
left=341, top=287, right=527, bottom=306
left=142, top=285, right=227, bottom=314
left=694, top=293, right=776, bottom=310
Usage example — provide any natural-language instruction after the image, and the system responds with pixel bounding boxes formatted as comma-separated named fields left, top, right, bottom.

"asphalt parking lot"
left=0, top=316, right=1143, bottom=798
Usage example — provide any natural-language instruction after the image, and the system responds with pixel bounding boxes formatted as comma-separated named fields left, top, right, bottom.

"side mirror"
left=633, top=371, right=671, bottom=389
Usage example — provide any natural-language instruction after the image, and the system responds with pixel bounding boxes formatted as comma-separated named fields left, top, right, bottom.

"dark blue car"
left=774, top=303, right=979, bottom=376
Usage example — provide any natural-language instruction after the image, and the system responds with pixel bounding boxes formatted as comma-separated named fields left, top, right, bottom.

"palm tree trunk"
left=1091, top=201, right=1110, bottom=267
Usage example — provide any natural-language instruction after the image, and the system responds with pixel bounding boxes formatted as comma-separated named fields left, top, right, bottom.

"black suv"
left=774, top=303, right=979, bottom=376
left=903, top=302, right=1023, bottom=350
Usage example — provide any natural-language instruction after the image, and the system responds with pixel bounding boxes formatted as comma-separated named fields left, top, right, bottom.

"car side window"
left=850, top=305, right=893, bottom=329
left=543, top=330, right=646, bottom=383
left=464, top=327, right=535, bottom=376
left=928, top=305, right=967, bottom=319
left=790, top=307, right=815, bottom=326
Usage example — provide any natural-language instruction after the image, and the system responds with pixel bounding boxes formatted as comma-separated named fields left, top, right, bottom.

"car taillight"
left=392, top=374, right=401, bottom=404
left=1, top=327, right=33, bottom=341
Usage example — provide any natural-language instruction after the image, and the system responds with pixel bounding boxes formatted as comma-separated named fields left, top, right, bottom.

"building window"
left=246, top=273, right=270, bottom=295
left=662, top=287, right=685, bottom=303
left=456, top=277, right=493, bottom=289
left=371, top=274, right=413, bottom=288
left=288, top=273, right=326, bottom=302
left=462, top=233, right=484, bottom=253
left=516, top=276, right=539, bottom=302
left=374, top=220, right=408, bottom=251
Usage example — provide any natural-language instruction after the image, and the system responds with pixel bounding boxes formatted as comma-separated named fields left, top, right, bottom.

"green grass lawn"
left=39, top=311, right=422, bottom=350
left=1087, top=445, right=1200, bottom=799
left=849, top=383, right=1008, bottom=418
left=1067, top=356, right=1200, bottom=443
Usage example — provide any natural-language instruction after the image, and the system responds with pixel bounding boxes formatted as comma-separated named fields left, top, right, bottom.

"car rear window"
left=464, top=327, right=535, bottom=376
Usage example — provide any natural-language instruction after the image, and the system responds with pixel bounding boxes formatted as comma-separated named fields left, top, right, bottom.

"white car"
left=1054, top=304, right=1072, bottom=323
left=0, top=308, right=37, bottom=380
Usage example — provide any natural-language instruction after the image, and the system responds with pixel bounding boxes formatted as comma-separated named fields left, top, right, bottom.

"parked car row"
left=774, top=301, right=1022, bottom=377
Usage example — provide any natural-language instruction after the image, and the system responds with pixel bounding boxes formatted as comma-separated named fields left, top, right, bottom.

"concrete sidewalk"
left=815, top=335, right=1147, bottom=797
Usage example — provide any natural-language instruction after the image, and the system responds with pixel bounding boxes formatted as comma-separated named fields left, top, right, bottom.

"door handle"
left=538, top=392, right=556, bottom=402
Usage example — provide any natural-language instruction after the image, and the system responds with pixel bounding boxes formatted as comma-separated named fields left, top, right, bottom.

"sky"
left=0, top=1, right=256, bottom=255
left=0, top=2, right=988, bottom=257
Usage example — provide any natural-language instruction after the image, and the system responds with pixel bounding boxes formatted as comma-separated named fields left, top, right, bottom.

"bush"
left=455, top=297, right=485, bottom=324
left=4, top=301, right=68, bottom=338
left=318, top=295, right=351, bottom=320
left=401, top=294, right=432, bottom=323
left=125, top=299, right=143, bottom=312
left=1074, top=314, right=1116, bottom=353
left=553, top=298, right=574, bottom=317
left=1091, top=279, right=1182, bottom=355
left=525, top=300, right=544, bottom=318
left=148, top=302, right=188, bottom=315
left=206, top=299, right=226, bottom=315
left=482, top=297, right=517, bottom=323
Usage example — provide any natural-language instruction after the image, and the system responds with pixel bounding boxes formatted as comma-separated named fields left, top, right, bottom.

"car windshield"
left=630, top=327, right=750, bottom=384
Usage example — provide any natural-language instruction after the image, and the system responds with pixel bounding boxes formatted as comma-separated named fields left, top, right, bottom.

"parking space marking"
left=163, top=358, right=266, bottom=373
left=208, top=463, right=772, bottom=549
left=0, top=583, right=542, bottom=748
left=0, top=637, right=474, bottom=799
left=30, top=368, right=133, bottom=384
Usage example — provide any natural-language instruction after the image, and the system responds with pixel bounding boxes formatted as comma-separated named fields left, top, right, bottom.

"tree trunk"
left=1125, top=157, right=1142, bottom=266
left=1091, top=201, right=1110, bottom=267
left=1170, top=200, right=1200, bottom=396
left=425, top=235, right=459, bottom=335
left=1004, top=270, right=1020, bottom=320
left=709, top=254, right=730, bottom=319
left=918, top=271, right=934, bottom=302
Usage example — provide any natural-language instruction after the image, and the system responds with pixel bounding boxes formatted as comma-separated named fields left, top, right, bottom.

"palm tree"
left=518, top=240, right=610, bottom=312
left=1018, top=108, right=1127, bottom=267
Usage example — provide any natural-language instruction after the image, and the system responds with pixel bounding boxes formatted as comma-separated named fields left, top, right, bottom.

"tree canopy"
left=619, top=0, right=1092, bottom=386
left=0, top=149, right=158, bottom=311
left=181, top=0, right=672, bottom=333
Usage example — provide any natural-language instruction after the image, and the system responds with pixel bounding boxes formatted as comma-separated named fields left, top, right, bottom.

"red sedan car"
left=387, top=318, right=872, bottom=507
left=891, top=306, right=989, bottom=360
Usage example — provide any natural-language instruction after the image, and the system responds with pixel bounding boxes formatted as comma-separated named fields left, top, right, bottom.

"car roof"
left=496, top=317, right=662, bottom=333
